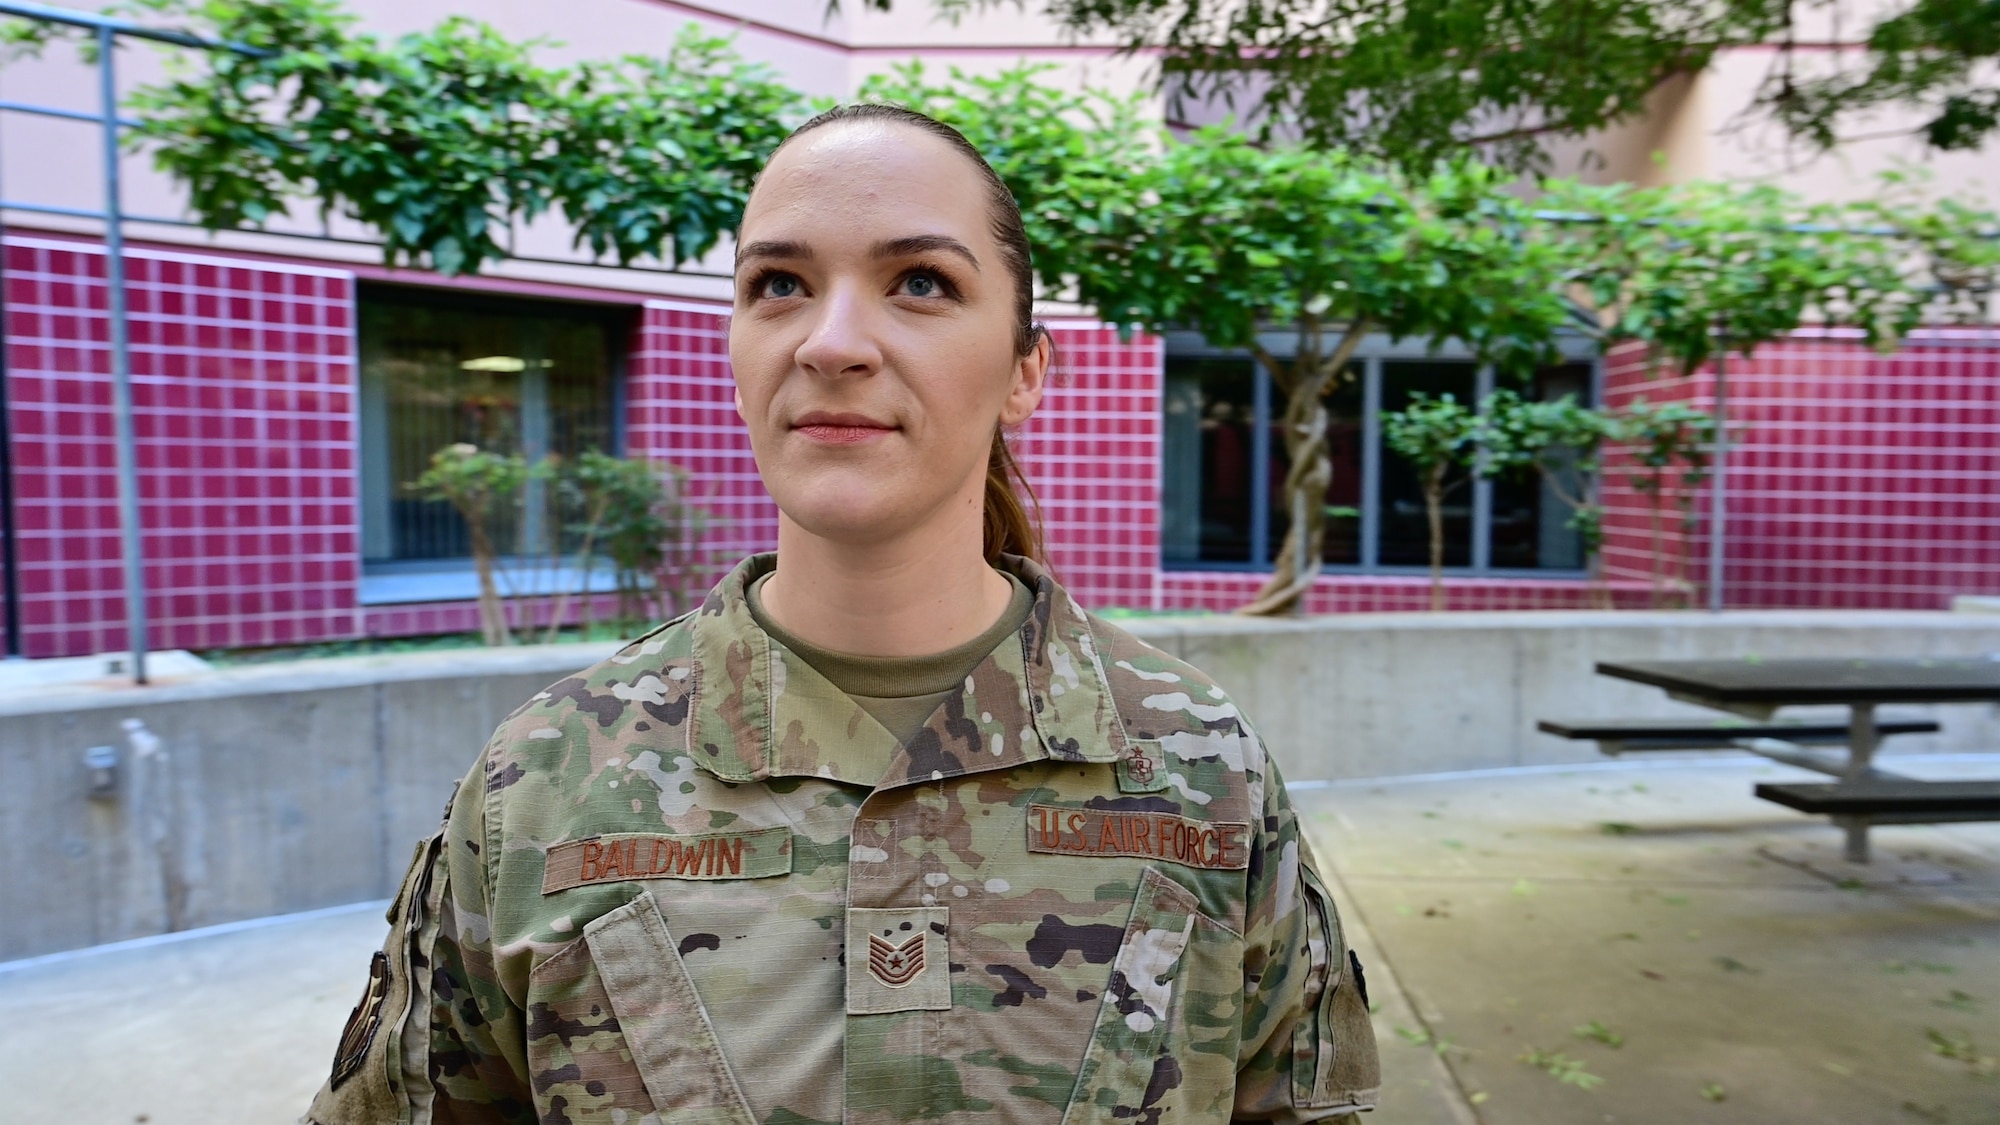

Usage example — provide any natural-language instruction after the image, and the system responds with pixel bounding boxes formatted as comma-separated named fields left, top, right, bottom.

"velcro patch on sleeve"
left=1026, top=804, right=1251, bottom=870
left=542, top=828, right=792, bottom=893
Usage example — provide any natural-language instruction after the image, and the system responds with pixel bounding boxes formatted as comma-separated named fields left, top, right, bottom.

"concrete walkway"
left=1297, top=756, right=2000, bottom=1125
left=2, top=756, right=1995, bottom=1125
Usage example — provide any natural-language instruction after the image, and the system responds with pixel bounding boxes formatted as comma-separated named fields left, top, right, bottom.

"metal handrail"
left=0, top=1, right=263, bottom=677
left=0, top=0, right=267, bottom=54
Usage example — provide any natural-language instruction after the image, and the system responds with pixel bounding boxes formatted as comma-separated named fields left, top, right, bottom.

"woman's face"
left=730, top=120, right=1047, bottom=550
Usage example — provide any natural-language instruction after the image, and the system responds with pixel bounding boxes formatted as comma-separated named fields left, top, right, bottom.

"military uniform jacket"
left=306, top=554, right=1379, bottom=1125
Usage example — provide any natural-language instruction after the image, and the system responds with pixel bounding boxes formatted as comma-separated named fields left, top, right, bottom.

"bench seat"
left=1754, top=780, right=2000, bottom=816
left=1537, top=717, right=1939, bottom=750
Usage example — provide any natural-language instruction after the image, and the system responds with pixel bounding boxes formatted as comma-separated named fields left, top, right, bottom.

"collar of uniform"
left=1004, top=553, right=1132, bottom=769
left=684, top=552, right=1130, bottom=783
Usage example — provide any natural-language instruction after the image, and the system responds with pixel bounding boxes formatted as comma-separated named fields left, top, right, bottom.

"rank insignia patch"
left=846, top=906, right=951, bottom=1014
left=329, top=950, right=389, bottom=1088
left=867, top=930, right=926, bottom=987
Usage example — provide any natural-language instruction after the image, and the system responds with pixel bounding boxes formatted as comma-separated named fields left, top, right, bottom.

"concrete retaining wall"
left=1128, top=611, right=2000, bottom=780
left=5, top=613, right=1998, bottom=960
left=0, top=646, right=616, bottom=961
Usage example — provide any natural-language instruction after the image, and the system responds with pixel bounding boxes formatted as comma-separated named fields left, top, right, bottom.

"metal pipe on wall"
left=1708, top=340, right=1729, bottom=614
left=0, top=118, right=19, bottom=658
left=0, top=212, right=19, bottom=659
left=98, top=24, right=148, bottom=683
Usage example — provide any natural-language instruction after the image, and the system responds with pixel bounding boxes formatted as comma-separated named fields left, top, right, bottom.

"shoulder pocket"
left=306, top=831, right=443, bottom=1125
left=1291, top=865, right=1380, bottom=1112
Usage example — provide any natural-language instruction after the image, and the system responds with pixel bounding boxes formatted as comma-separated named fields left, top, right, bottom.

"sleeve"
left=303, top=759, right=537, bottom=1125
left=1229, top=749, right=1382, bottom=1121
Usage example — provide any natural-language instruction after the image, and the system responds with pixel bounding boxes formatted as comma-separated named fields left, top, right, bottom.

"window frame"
left=355, top=283, right=635, bottom=586
left=1159, top=327, right=1603, bottom=578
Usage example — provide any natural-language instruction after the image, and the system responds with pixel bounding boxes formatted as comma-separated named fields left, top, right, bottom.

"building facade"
left=2, top=1, right=1997, bottom=658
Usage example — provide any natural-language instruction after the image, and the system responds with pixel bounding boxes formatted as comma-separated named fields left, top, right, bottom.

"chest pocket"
left=1062, top=867, right=1242, bottom=1125
left=525, top=888, right=756, bottom=1125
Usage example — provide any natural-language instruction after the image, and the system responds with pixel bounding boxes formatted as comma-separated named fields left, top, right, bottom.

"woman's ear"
left=999, top=332, right=1051, bottom=427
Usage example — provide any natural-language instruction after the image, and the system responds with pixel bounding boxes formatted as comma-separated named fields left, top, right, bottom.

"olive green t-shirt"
left=746, top=570, right=1034, bottom=783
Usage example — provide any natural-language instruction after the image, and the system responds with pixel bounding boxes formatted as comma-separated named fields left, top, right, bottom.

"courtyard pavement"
left=2, top=755, right=1996, bottom=1125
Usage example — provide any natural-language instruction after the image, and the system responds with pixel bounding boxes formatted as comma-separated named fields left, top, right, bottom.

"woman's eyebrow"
left=873, top=235, right=981, bottom=272
left=736, top=239, right=813, bottom=266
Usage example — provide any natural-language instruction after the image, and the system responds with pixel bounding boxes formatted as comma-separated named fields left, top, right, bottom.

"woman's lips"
left=795, top=423, right=893, bottom=444
left=792, top=414, right=896, bottom=444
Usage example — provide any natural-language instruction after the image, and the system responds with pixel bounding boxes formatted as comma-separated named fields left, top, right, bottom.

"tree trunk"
left=1240, top=318, right=1371, bottom=618
left=468, top=522, right=512, bottom=646
left=1587, top=551, right=1612, bottom=609
left=542, top=495, right=610, bottom=644
left=1538, top=470, right=1610, bottom=609
left=1675, top=493, right=1701, bottom=610
left=1425, top=463, right=1447, bottom=612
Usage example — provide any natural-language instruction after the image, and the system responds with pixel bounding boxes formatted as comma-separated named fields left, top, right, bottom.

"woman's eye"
left=900, top=271, right=944, bottom=298
left=758, top=273, right=801, bottom=299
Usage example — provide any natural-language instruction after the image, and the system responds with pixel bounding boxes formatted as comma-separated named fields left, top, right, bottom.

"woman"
left=307, top=104, right=1379, bottom=1125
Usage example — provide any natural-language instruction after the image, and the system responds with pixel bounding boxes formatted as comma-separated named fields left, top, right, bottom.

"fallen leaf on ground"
left=1574, top=1020, right=1624, bottom=1048
left=1519, top=1047, right=1604, bottom=1090
left=1933, top=990, right=1978, bottom=1013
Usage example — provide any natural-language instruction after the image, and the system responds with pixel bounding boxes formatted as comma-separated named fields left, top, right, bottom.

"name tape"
left=541, top=827, right=792, bottom=894
left=1026, top=804, right=1250, bottom=870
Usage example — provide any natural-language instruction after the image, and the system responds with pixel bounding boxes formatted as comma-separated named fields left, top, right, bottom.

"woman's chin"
left=778, top=496, right=920, bottom=547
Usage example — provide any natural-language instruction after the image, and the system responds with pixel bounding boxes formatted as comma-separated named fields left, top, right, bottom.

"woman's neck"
left=760, top=515, right=1017, bottom=659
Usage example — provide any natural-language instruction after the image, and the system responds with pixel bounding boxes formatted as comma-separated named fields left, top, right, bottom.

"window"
left=1377, top=361, right=1477, bottom=567
left=1161, top=359, right=1257, bottom=564
left=1161, top=336, right=1595, bottom=575
left=358, top=287, right=627, bottom=566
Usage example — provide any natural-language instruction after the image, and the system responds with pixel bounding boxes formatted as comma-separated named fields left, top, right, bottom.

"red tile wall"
left=1599, top=333, right=2000, bottom=610
left=8, top=233, right=1996, bottom=658
left=625, top=300, right=766, bottom=599
left=1597, top=342, right=1706, bottom=607
left=1017, top=321, right=1164, bottom=606
left=1, top=234, right=360, bottom=657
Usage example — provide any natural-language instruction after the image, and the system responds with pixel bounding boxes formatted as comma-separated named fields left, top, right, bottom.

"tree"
left=541, top=450, right=626, bottom=643
left=1767, top=0, right=2000, bottom=153
left=6, top=0, right=807, bottom=275
left=1118, top=145, right=1572, bottom=615
left=1538, top=177, right=1932, bottom=374
left=872, top=76, right=1592, bottom=616
left=408, top=443, right=531, bottom=645
left=1481, top=390, right=1618, bottom=603
left=596, top=460, right=712, bottom=633
left=1610, top=399, right=1718, bottom=607
left=1535, top=176, right=1983, bottom=609
left=1380, top=394, right=1484, bottom=611
left=853, top=0, right=2000, bottom=169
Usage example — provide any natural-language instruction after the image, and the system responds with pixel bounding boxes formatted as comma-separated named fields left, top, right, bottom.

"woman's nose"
left=794, top=284, right=882, bottom=379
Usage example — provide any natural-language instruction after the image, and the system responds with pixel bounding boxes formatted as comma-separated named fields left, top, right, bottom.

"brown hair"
left=774, top=103, right=1050, bottom=565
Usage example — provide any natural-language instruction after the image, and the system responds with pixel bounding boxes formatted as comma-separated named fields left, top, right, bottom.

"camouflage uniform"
left=306, top=554, right=1379, bottom=1124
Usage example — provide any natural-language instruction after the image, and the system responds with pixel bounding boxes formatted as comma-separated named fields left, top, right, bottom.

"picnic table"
left=1546, top=657, right=2000, bottom=863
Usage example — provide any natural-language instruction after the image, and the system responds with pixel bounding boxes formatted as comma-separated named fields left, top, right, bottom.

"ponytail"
left=984, top=426, right=1045, bottom=565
